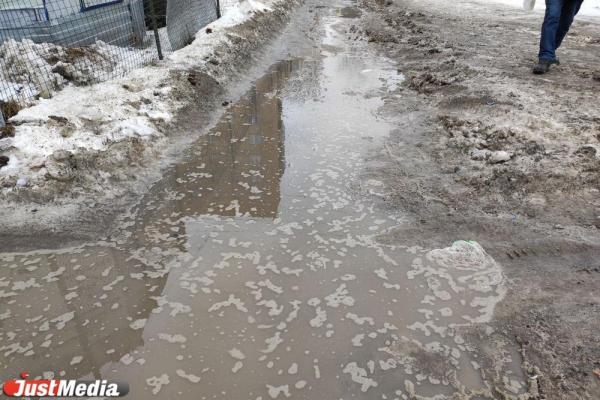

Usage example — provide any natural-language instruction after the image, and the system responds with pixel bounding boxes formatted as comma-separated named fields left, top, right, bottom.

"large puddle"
left=0, top=3, right=521, bottom=399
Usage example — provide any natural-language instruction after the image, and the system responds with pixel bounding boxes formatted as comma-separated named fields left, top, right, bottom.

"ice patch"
left=310, top=307, right=327, bottom=328
left=408, top=241, right=506, bottom=324
left=176, top=369, right=201, bottom=383
left=266, top=384, right=290, bottom=399
left=146, top=374, right=170, bottom=395
left=70, top=355, right=83, bottom=365
left=208, top=294, right=248, bottom=313
left=158, top=333, right=187, bottom=343
left=346, top=312, right=375, bottom=326
left=229, top=348, right=246, bottom=360
left=324, top=284, right=355, bottom=308
left=343, top=362, right=378, bottom=392
left=232, top=361, right=244, bottom=373
left=129, top=318, right=147, bottom=330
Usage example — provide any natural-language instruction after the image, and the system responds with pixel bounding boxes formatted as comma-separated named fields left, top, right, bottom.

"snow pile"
left=0, top=0, right=277, bottom=105
left=0, top=0, right=296, bottom=191
left=169, top=0, right=276, bottom=68
left=0, top=39, right=156, bottom=104
left=220, top=0, right=242, bottom=12
left=4, top=74, right=173, bottom=174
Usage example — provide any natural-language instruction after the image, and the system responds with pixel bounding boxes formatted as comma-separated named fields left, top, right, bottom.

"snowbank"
left=169, top=0, right=275, bottom=68
left=0, top=39, right=156, bottom=104
left=0, top=0, right=297, bottom=193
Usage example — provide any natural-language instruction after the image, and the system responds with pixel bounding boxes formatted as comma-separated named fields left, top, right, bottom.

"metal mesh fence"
left=0, top=0, right=221, bottom=112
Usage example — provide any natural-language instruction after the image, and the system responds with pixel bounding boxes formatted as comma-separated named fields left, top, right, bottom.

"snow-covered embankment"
left=0, top=0, right=298, bottom=208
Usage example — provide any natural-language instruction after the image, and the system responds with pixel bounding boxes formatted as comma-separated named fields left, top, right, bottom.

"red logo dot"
left=3, top=380, right=19, bottom=396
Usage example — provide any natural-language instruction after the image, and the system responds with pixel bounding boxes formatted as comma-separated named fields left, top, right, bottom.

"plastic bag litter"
left=523, top=0, right=536, bottom=10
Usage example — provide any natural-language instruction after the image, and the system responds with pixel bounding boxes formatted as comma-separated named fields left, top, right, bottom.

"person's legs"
left=555, top=0, right=584, bottom=50
left=538, top=0, right=565, bottom=61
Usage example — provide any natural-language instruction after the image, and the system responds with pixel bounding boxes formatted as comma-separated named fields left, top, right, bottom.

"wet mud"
left=0, top=2, right=530, bottom=399
left=356, top=0, right=600, bottom=399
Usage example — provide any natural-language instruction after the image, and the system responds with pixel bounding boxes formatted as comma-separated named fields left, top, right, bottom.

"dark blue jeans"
left=539, top=0, right=584, bottom=61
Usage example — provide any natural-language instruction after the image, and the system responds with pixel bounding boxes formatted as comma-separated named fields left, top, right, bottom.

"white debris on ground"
left=416, top=240, right=507, bottom=324
left=0, top=0, right=291, bottom=190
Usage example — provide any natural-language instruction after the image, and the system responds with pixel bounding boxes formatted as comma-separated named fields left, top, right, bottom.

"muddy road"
left=0, top=0, right=599, bottom=399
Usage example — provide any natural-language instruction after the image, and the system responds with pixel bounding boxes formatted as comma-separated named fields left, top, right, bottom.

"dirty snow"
left=0, top=0, right=291, bottom=188
left=0, top=39, right=156, bottom=104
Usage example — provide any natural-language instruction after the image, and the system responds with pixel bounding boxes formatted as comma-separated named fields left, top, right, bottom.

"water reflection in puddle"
left=0, top=4, right=521, bottom=400
left=338, top=6, right=362, bottom=19
left=172, top=60, right=292, bottom=219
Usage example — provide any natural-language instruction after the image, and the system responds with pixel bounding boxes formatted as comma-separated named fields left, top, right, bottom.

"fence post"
left=216, top=0, right=221, bottom=18
left=148, top=0, right=163, bottom=60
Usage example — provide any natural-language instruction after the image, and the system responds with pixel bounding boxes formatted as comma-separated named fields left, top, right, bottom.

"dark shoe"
left=533, top=60, right=552, bottom=75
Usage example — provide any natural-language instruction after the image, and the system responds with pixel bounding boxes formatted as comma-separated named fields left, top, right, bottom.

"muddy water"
left=0, top=3, right=521, bottom=399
